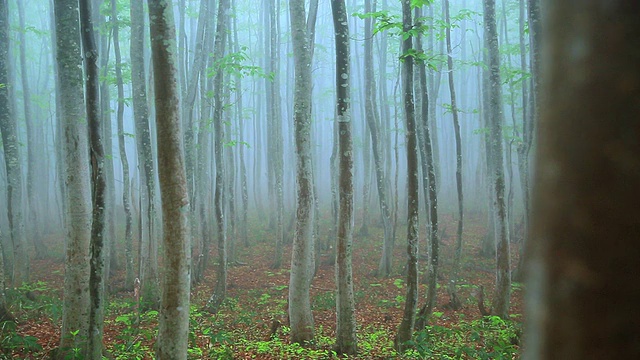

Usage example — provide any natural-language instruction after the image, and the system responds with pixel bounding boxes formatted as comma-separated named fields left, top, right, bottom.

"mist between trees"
left=0, top=0, right=638, bottom=359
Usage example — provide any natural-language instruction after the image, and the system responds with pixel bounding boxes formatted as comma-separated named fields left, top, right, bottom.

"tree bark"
left=331, top=0, right=357, bottom=354
left=414, top=5, right=440, bottom=330
left=395, top=0, right=419, bottom=352
left=288, top=0, right=315, bottom=344
left=54, top=0, right=92, bottom=355
left=131, top=0, right=160, bottom=306
left=484, top=0, right=511, bottom=319
left=363, top=0, right=394, bottom=278
left=206, top=0, right=230, bottom=312
left=444, top=0, right=465, bottom=311
left=148, top=0, right=192, bottom=357
left=524, top=2, right=640, bottom=359
left=0, top=0, right=29, bottom=287
left=79, top=0, right=107, bottom=357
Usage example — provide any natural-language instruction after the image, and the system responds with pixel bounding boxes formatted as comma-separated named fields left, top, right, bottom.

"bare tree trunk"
left=131, top=0, right=160, bottom=306
left=0, top=0, right=28, bottom=287
left=363, top=0, right=394, bottom=278
left=111, top=0, right=134, bottom=293
left=148, top=0, right=191, bottom=357
left=395, top=0, right=419, bottom=352
left=206, top=0, right=230, bottom=312
left=331, top=0, right=356, bottom=354
left=525, top=2, right=640, bottom=359
left=484, top=0, right=511, bottom=319
left=414, top=5, right=440, bottom=330
left=288, top=0, right=315, bottom=344
left=443, top=0, right=465, bottom=311
left=54, top=0, right=91, bottom=355
left=79, top=1, right=107, bottom=357
left=17, top=0, right=46, bottom=259
left=268, top=0, right=285, bottom=269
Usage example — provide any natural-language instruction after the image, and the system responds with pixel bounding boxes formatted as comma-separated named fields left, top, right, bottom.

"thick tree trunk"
left=524, top=2, right=640, bottom=359
left=288, top=0, right=315, bottom=344
left=54, top=0, right=92, bottom=355
left=395, top=0, right=419, bottom=352
left=148, top=0, right=192, bottom=358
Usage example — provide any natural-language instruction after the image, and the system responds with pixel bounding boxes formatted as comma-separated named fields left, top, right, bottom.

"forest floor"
left=5, top=213, right=524, bottom=359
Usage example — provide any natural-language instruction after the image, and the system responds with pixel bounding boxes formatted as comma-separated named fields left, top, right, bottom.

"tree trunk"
left=0, top=0, right=29, bottom=287
left=131, top=0, right=160, bottom=306
left=206, top=0, right=230, bottom=312
left=79, top=0, right=107, bottom=358
left=414, top=5, right=440, bottom=330
left=148, top=0, right=192, bottom=357
left=444, top=0, right=465, bottom=311
left=54, top=0, right=92, bottom=355
left=484, top=0, right=511, bottom=319
left=17, top=0, right=46, bottom=260
left=525, top=2, right=640, bottom=359
left=288, top=0, right=315, bottom=344
left=331, top=0, right=357, bottom=354
left=363, top=0, right=394, bottom=278
left=395, top=0, right=419, bottom=352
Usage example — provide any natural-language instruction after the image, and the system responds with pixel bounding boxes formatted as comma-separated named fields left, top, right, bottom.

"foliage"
left=401, top=315, right=520, bottom=359
left=0, top=321, right=42, bottom=357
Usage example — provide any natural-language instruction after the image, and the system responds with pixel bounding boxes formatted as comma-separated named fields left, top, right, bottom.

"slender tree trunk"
left=79, top=1, right=107, bottom=357
left=414, top=5, right=440, bottom=330
left=484, top=0, right=511, bottom=319
left=268, top=0, right=285, bottom=269
left=96, top=6, right=117, bottom=280
left=288, top=0, right=315, bottom=344
left=364, top=0, right=394, bottom=278
left=0, top=0, right=28, bottom=287
left=206, top=0, right=230, bottom=312
left=54, top=0, right=91, bottom=354
left=131, top=0, right=160, bottom=306
left=148, top=0, right=192, bottom=357
left=111, top=0, right=134, bottom=292
left=331, top=0, right=356, bottom=354
left=395, top=0, right=419, bottom=351
left=525, top=2, right=640, bottom=358
left=17, top=0, right=46, bottom=259
left=444, top=0, right=465, bottom=310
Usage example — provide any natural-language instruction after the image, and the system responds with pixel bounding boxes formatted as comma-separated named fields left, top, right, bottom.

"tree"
left=444, top=0, right=465, bottom=310
left=331, top=0, right=356, bottom=354
left=363, top=0, right=394, bottom=278
left=110, top=0, right=134, bottom=294
left=206, top=0, right=230, bottom=312
left=17, top=0, right=46, bottom=259
left=288, top=0, right=315, bottom=344
left=0, top=0, right=28, bottom=287
left=148, top=0, right=192, bottom=357
left=484, top=0, right=511, bottom=319
left=524, top=1, right=640, bottom=359
left=395, top=0, right=419, bottom=351
left=53, top=0, right=92, bottom=355
left=131, top=0, right=160, bottom=306
left=414, top=3, right=440, bottom=329
left=78, top=0, right=107, bottom=357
